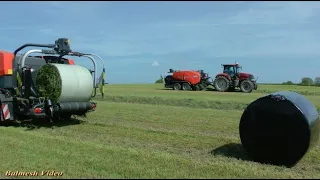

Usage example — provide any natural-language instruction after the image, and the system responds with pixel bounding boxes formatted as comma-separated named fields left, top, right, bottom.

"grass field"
left=1, top=84, right=320, bottom=178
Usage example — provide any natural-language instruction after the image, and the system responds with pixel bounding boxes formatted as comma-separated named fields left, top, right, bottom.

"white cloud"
left=152, top=61, right=159, bottom=66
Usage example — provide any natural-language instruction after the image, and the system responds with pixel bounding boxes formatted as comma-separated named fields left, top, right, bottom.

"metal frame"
left=16, top=50, right=106, bottom=98
left=19, top=50, right=96, bottom=89
left=84, top=53, right=106, bottom=97
left=11, top=39, right=106, bottom=99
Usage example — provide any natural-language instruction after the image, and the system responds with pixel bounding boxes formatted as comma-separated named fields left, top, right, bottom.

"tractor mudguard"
left=215, top=73, right=231, bottom=80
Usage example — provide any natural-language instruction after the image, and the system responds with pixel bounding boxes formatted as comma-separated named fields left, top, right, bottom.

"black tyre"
left=173, top=83, right=181, bottom=90
left=214, top=76, right=230, bottom=92
left=182, top=83, right=192, bottom=91
left=240, top=80, right=254, bottom=93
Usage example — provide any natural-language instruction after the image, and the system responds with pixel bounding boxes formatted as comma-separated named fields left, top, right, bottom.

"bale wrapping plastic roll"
left=239, top=91, right=320, bottom=167
left=36, top=63, right=94, bottom=104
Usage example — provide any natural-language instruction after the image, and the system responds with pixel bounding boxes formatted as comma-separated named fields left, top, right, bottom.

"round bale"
left=239, top=91, right=320, bottom=167
left=36, top=63, right=93, bottom=104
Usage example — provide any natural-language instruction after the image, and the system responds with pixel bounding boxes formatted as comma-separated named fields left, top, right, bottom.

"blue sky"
left=1, top=1, right=320, bottom=84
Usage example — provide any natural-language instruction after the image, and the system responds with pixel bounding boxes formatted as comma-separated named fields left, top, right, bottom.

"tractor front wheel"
left=214, top=76, right=230, bottom=92
left=182, top=83, right=192, bottom=91
left=240, top=80, right=254, bottom=93
left=173, top=83, right=181, bottom=90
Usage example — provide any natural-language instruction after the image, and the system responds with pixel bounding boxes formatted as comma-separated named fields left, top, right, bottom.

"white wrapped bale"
left=36, top=63, right=93, bottom=103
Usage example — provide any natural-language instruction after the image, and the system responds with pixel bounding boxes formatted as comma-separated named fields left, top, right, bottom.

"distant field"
left=0, top=84, right=319, bottom=178
left=102, top=84, right=320, bottom=108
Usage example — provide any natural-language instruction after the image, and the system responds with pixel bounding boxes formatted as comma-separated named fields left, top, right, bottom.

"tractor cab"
left=222, top=63, right=242, bottom=78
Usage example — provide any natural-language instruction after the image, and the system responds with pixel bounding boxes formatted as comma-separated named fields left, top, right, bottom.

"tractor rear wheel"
left=173, top=83, right=181, bottom=90
left=214, top=76, right=230, bottom=92
left=182, top=83, right=192, bottom=91
left=240, top=80, right=254, bottom=93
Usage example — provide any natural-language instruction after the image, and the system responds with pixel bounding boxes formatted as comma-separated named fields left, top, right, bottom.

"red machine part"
left=215, top=73, right=231, bottom=80
left=0, top=51, right=14, bottom=76
left=172, top=71, right=201, bottom=85
left=0, top=51, right=76, bottom=77
left=67, top=59, right=75, bottom=65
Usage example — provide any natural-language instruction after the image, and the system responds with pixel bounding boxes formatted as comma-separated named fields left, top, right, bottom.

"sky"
left=0, top=1, right=320, bottom=84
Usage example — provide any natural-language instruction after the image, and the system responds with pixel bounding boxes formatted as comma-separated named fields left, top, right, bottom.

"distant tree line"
left=282, top=77, right=320, bottom=86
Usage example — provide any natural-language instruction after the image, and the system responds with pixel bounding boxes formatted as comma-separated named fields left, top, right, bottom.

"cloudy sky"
left=1, top=1, right=320, bottom=83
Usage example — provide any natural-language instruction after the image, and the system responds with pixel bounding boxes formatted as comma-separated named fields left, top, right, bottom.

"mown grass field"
left=1, top=84, right=320, bottom=178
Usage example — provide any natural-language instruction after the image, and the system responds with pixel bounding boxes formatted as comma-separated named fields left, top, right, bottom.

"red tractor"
left=213, top=63, right=258, bottom=93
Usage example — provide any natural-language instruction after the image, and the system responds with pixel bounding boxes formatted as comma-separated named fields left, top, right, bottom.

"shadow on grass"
left=211, top=143, right=251, bottom=161
left=212, top=143, right=300, bottom=168
left=0, top=118, right=85, bottom=130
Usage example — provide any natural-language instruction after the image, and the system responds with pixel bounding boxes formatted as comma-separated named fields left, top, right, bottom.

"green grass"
left=1, top=84, right=320, bottom=178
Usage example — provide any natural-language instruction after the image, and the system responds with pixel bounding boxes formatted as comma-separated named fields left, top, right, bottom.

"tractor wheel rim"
left=218, top=79, right=226, bottom=89
left=243, top=83, right=250, bottom=90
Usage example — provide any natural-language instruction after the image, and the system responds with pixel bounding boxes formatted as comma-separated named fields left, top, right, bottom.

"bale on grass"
left=239, top=91, right=320, bottom=167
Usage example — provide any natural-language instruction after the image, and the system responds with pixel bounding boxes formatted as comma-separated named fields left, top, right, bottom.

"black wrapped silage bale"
left=239, top=91, right=320, bottom=167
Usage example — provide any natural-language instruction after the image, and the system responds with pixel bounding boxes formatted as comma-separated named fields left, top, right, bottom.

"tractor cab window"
left=223, top=66, right=235, bottom=76
left=236, top=66, right=241, bottom=73
left=223, top=66, right=229, bottom=73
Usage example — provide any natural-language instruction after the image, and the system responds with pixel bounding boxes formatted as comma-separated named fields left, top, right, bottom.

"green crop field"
left=1, top=84, right=320, bottom=178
